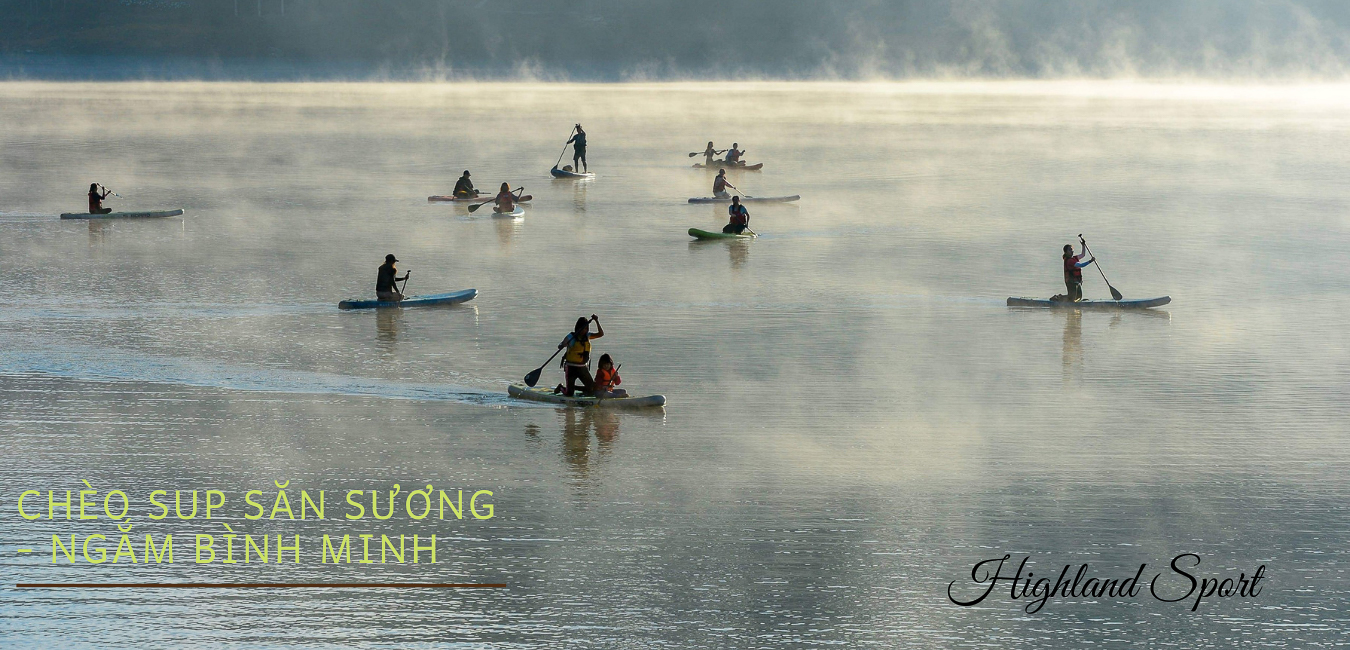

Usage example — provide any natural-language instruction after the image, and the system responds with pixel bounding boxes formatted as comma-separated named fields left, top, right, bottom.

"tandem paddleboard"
left=338, top=288, right=478, bottom=310
left=507, top=384, right=666, bottom=409
left=60, top=209, right=184, bottom=220
left=1006, top=296, right=1171, bottom=309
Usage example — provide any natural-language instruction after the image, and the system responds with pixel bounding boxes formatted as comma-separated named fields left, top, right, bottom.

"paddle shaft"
left=555, top=126, right=577, bottom=168
left=524, top=347, right=565, bottom=387
left=1078, top=236, right=1123, bottom=300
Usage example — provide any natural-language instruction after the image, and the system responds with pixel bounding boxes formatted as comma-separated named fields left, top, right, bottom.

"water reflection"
left=559, top=407, right=621, bottom=482
left=728, top=239, right=750, bottom=270
left=494, top=214, right=522, bottom=246
left=376, top=307, right=402, bottom=350
left=1061, top=309, right=1082, bottom=381
left=87, top=219, right=107, bottom=246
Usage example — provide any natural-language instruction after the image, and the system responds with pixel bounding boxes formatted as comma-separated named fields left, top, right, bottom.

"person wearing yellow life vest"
left=555, top=315, right=604, bottom=397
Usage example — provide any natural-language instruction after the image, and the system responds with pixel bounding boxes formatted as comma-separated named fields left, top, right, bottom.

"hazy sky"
left=5, top=0, right=1350, bottom=79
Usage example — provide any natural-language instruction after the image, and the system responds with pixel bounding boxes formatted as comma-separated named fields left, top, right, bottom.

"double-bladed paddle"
left=1079, top=235, right=1123, bottom=300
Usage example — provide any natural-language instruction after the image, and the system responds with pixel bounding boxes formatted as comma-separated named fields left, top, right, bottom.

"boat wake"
left=0, top=344, right=514, bottom=407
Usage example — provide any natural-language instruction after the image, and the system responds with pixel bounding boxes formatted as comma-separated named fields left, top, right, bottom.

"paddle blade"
left=1109, top=285, right=1124, bottom=301
left=468, top=202, right=486, bottom=213
left=523, top=366, right=544, bottom=387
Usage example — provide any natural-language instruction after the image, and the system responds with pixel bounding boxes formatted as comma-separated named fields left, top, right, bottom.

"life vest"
left=596, top=366, right=620, bottom=390
left=728, top=204, right=749, bottom=225
left=1064, top=254, right=1082, bottom=280
left=563, top=333, right=590, bottom=365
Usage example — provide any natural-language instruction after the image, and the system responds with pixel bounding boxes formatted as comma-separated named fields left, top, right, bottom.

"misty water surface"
left=0, top=82, right=1347, bottom=648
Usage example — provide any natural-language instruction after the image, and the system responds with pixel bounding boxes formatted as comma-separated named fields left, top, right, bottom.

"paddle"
left=1078, top=235, right=1123, bottom=301
left=553, top=126, right=577, bottom=171
left=99, top=184, right=121, bottom=198
left=400, top=270, right=411, bottom=299
left=469, top=187, right=524, bottom=213
left=523, top=348, right=564, bottom=388
left=468, top=197, right=495, bottom=213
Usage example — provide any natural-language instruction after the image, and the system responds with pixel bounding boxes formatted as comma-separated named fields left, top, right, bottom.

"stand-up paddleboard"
left=492, top=205, right=525, bottom=218
left=551, top=166, right=595, bottom=179
left=428, top=195, right=532, bottom=203
left=689, top=228, right=754, bottom=240
left=1006, top=296, right=1170, bottom=309
left=339, top=288, right=477, bottom=310
left=508, top=384, right=666, bottom=409
left=60, top=209, right=184, bottom=220
left=692, top=162, right=763, bottom=171
left=688, top=195, right=798, bottom=204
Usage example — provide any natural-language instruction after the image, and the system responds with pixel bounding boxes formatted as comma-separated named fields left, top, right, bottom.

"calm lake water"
left=1, top=81, right=1348, bottom=648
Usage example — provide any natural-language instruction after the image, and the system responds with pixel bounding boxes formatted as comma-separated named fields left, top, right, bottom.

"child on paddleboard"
left=594, top=354, right=626, bottom=398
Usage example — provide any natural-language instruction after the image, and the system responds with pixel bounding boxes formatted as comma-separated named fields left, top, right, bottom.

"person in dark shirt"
left=453, top=170, right=477, bottom=198
left=566, top=125, right=588, bottom=173
left=376, top=254, right=409, bottom=302
left=88, top=183, right=113, bottom=214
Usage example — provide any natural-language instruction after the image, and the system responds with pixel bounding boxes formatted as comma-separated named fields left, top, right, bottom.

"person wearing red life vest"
left=1063, top=243, right=1096, bottom=302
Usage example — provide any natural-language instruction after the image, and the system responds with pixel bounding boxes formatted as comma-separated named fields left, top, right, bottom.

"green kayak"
left=689, top=228, right=754, bottom=240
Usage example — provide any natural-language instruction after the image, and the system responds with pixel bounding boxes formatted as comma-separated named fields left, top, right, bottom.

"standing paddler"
left=1062, top=243, right=1095, bottom=302
left=453, top=170, right=477, bottom=198
left=376, top=254, right=410, bottom=303
left=566, top=124, right=588, bottom=173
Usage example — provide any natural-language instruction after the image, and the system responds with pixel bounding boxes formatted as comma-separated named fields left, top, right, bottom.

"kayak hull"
left=688, top=195, right=799, bottom=204
left=61, top=209, right=184, bottom=220
left=689, top=228, right=754, bottom=240
left=508, top=384, right=666, bottom=409
left=428, top=195, right=531, bottom=203
left=492, top=205, right=525, bottom=218
left=551, top=166, right=594, bottom=179
left=339, top=289, right=478, bottom=310
left=1007, top=296, right=1171, bottom=309
left=693, top=162, right=763, bottom=171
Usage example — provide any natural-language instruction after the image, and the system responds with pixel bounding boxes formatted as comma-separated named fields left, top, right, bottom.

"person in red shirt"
left=594, top=354, right=626, bottom=398
left=1063, top=243, right=1096, bottom=302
